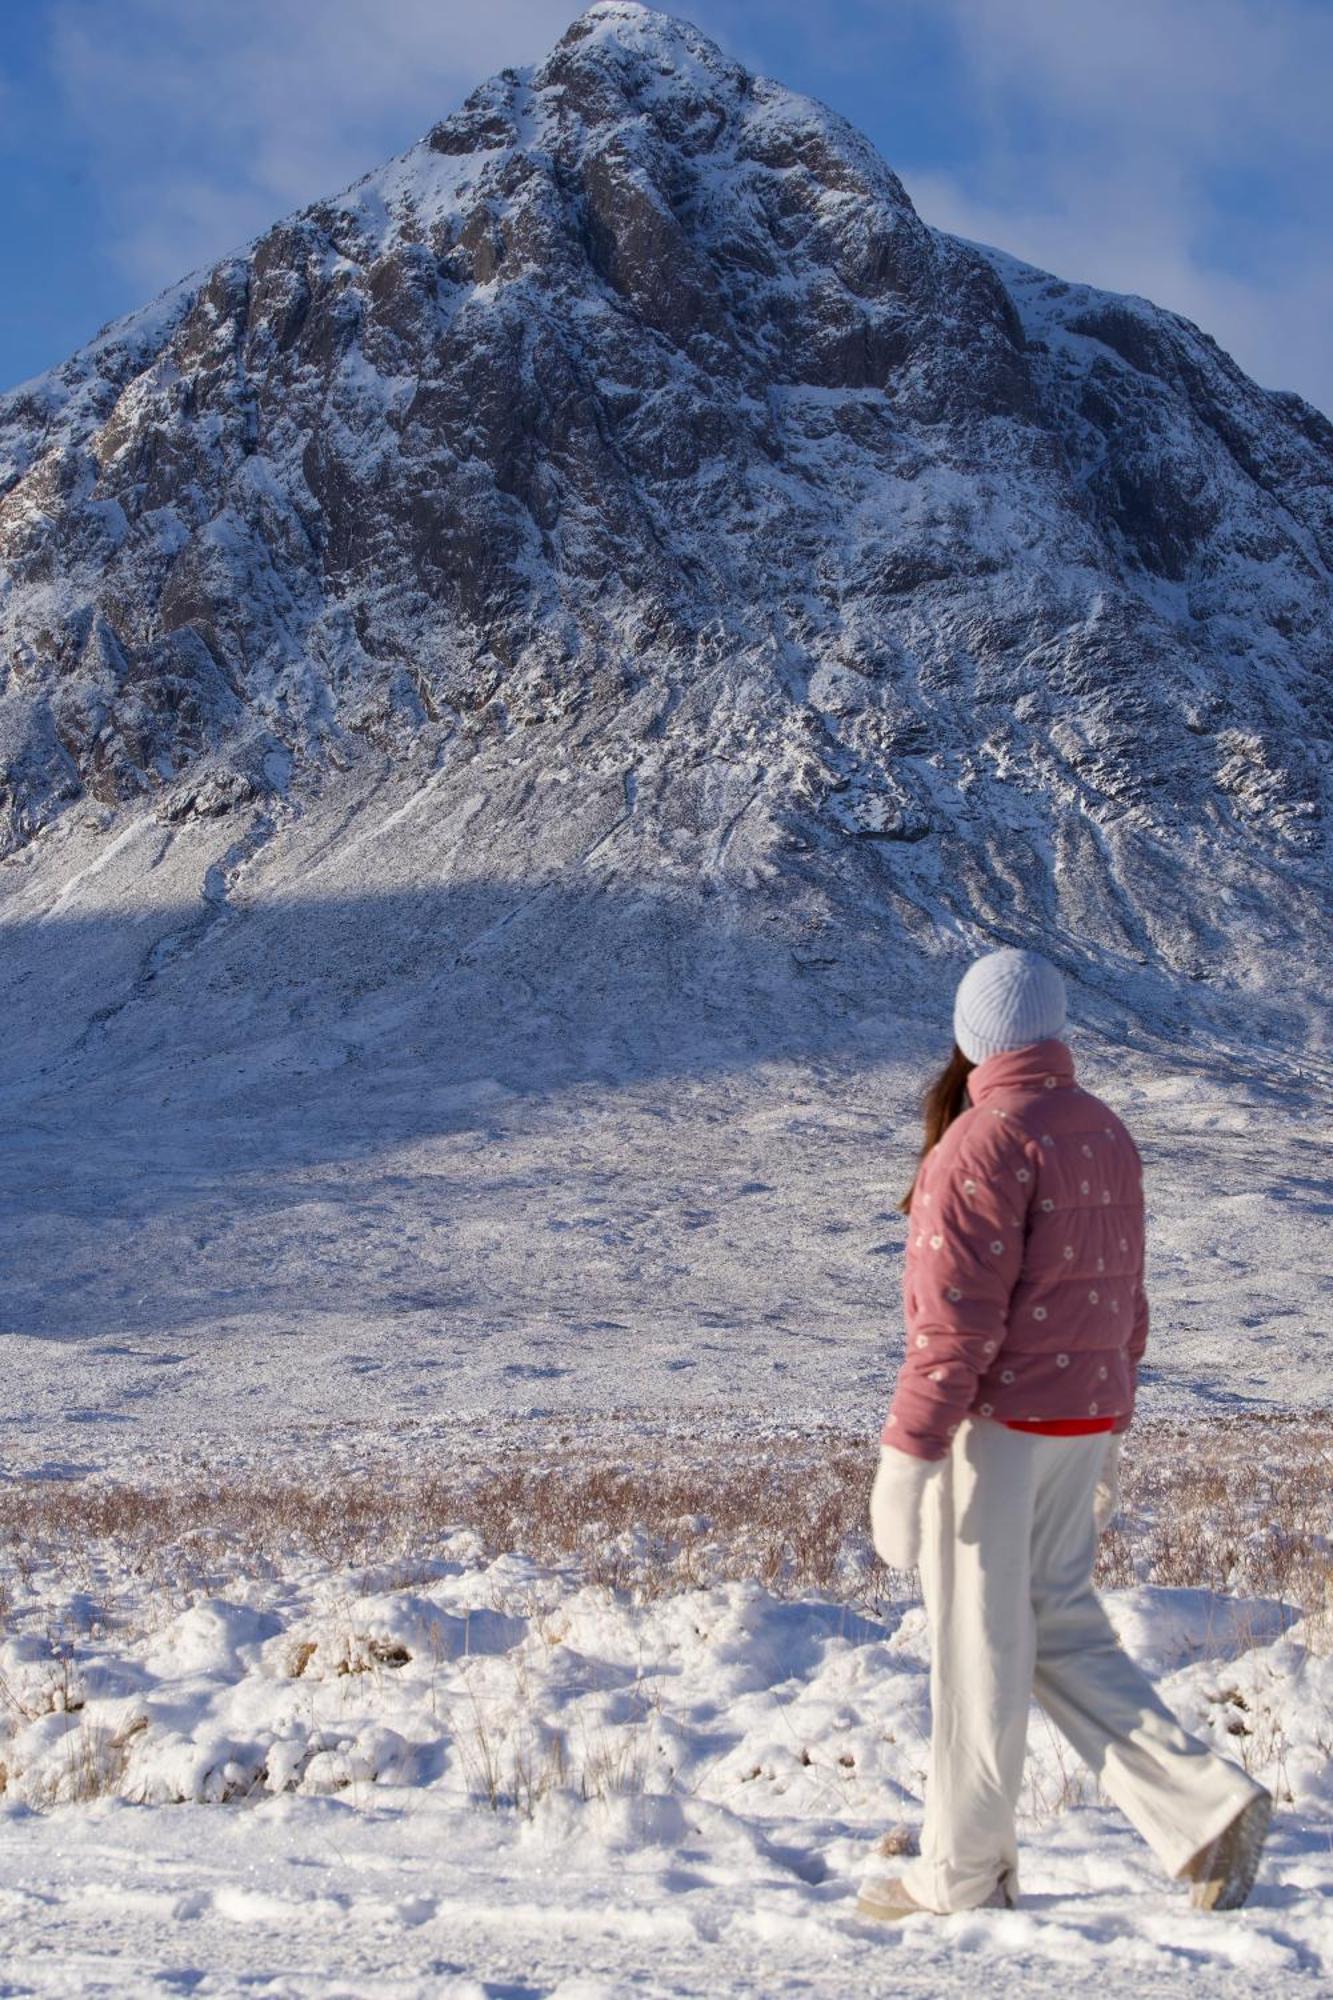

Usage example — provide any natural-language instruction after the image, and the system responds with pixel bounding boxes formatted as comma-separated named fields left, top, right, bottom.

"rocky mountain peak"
left=1, top=4, right=1330, bottom=1065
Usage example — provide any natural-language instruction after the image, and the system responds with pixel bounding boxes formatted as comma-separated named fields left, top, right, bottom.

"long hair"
left=899, top=1044, right=975, bottom=1214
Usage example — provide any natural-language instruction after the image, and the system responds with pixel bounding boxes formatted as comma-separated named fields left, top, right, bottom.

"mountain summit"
left=2, top=2, right=1331, bottom=1068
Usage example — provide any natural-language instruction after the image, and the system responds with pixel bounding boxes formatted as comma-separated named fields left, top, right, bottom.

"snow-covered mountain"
left=2, top=0, right=1331, bottom=1074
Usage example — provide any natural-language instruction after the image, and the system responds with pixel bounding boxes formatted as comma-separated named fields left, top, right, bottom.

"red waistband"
left=1001, top=1417, right=1117, bottom=1436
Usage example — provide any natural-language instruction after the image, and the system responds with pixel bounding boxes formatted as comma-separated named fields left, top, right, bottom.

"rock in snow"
left=1, top=0, right=1330, bottom=1062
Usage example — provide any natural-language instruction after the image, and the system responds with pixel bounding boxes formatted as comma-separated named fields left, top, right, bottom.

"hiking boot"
left=856, top=1872, right=1013, bottom=1922
left=1181, top=1789, right=1273, bottom=1911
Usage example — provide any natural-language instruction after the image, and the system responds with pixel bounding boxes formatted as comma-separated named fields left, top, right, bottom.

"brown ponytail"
left=899, top=1044, right=975, bottom=1213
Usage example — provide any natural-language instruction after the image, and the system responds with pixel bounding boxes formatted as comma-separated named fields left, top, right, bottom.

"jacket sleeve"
left=882, top=1117, right=1037, bottom=1461
left=1112, top=1274, right=1150, bottom=1435
left=1112, top=1138, right=1150, bottom=1436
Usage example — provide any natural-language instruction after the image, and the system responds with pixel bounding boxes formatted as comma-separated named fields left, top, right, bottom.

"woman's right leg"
left=1028, top=1436, right=1266, bottom=1879
left=898, top=1417, right=1039, bottom=1913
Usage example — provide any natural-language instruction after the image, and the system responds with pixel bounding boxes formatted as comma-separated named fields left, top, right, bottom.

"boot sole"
left=1187, top=1789, right=1273, bottom=1912
left=855, top=1879, right=1011, bottom=1922
left=855, top=1888, right=920, bottom=1921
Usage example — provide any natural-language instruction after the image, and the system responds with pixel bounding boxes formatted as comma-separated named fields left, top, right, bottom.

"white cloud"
left=904, top=167, right=1333, bottom=412
left=939, top=0, right=1333, bottom=161
left=49, top=0, right=577, bottom=286
left=895, top=0, right=1333, bottom=413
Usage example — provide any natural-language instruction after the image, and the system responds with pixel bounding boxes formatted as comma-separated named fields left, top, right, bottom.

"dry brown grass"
left=0, top=1416, right=1328, bottom=1621
left=1093, top=1412, right=1333, bottom=1620
left=0, top=1437, right=871, bottom=1605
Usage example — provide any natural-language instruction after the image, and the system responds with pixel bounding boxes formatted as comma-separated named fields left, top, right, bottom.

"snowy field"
left=1, top=1434, right=1331, bottom=1997
left=3, top=788, right=1331, bottom=1485
left=3, top=786, right=1332, bottom=1993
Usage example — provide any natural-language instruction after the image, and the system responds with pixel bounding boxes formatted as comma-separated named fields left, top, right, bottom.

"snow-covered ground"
left=4, top=779, right=1332, bottom=1991
left=4, top=781, right=1331, bottom=1488
left=1, top=1524, right=1331, bottom=1998
left=5, top=1045, right=1331, bottom=1491
left=1, top=1415, right=1330, bottom=1993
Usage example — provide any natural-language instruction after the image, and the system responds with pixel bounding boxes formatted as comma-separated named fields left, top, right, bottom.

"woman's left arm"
left=883, top=1117, right=1039, bottom=1461
left=1112, top=1134, right=1149, bottom=1436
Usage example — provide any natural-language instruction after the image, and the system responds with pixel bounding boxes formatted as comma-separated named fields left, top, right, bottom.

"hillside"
left=1, top=1, right=1330, bottom=1092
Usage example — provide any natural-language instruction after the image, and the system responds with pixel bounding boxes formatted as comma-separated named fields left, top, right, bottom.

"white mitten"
left=869, top=1444, right=939, bottom=1570
left=1093, top=1435, right=1124, bottom=1535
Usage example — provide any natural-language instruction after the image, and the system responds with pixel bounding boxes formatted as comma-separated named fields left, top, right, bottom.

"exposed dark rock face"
left=1, top=3, right=1329, bottom=1050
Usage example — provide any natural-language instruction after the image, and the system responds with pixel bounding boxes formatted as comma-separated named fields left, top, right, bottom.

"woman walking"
left=861, top=947, right=1271, bottom=1920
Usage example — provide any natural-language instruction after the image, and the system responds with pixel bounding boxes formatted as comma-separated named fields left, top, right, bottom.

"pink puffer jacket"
left=882, top=1038, right=1148, bottom=1461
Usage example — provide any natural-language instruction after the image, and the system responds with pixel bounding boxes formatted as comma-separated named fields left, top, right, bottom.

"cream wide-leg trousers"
left=898, top=1417, right=1264, bottom=1913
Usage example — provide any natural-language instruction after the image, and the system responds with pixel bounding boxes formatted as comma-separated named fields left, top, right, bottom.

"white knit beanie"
left=952, top=947, right=1067, bottom=1065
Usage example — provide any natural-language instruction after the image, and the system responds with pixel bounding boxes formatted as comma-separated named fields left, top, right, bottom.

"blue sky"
left=2, top=0, right=1331, bottom=412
